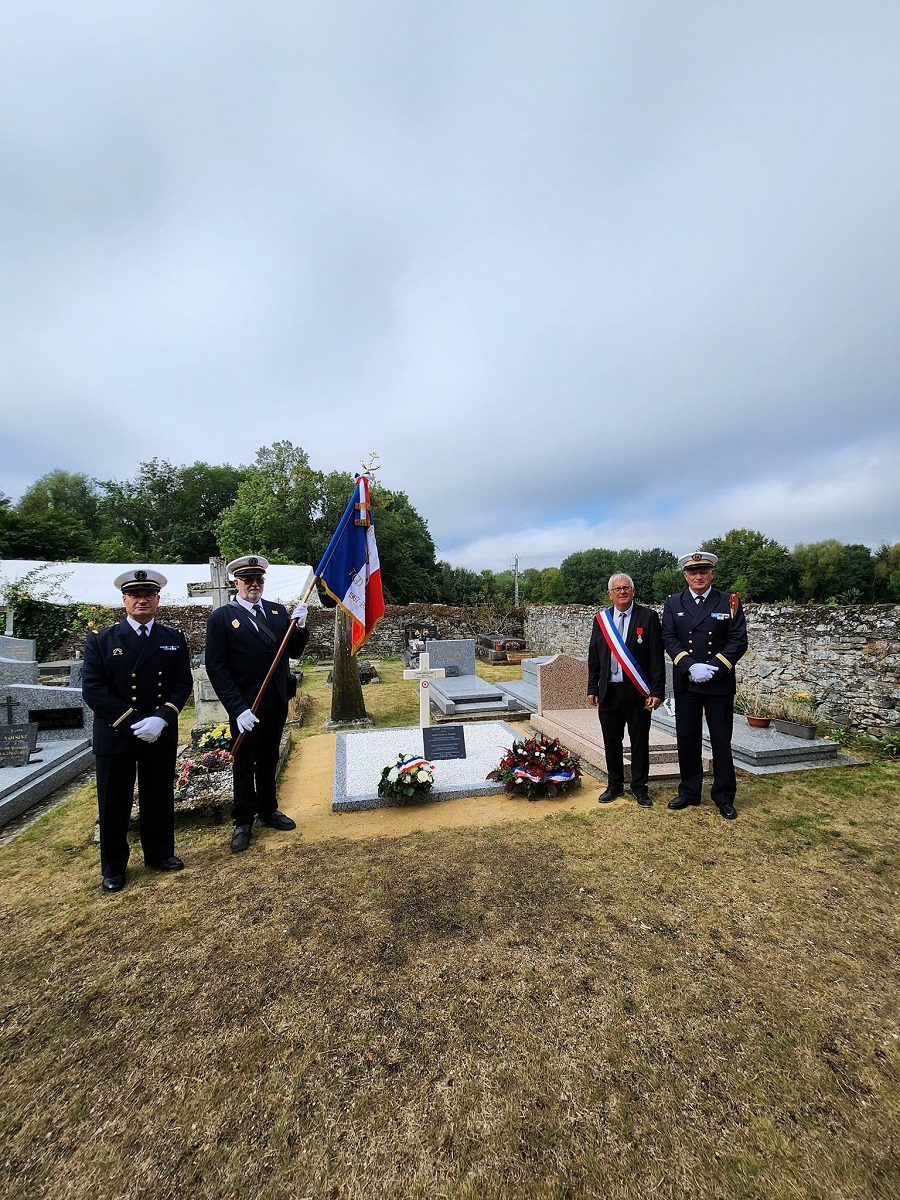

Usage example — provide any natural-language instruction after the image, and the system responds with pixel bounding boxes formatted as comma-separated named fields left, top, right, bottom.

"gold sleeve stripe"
left=164, top=702, right=180, bottom=714
left=716, top=654, right=733, bottom=669
left=673, top=652, right=689, bottom=665
left=112, top=708, right=135, bottom=728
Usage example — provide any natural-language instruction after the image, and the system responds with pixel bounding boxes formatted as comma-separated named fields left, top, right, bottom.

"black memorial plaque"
left=30, top=707, right=84, bottom=731
left=0, top=722, right=39, bottom=768
left=423, top=724, right=466, bottom=761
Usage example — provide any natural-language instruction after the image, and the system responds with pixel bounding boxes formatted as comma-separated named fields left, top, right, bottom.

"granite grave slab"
left=333, top=721, right=521, bottom=811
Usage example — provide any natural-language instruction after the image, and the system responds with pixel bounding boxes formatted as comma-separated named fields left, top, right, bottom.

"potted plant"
left=734, top=684, right=773, bottom=729
left=771, top=691, right=818, bottom=739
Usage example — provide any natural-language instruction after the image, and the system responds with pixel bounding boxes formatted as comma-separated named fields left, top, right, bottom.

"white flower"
left=417, top=770, right=430, bottom=783
left=388, top=768, right=400, bottom=783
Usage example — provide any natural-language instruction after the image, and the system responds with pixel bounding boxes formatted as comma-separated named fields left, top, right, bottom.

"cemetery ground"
left=1, top=660, right=899, bottom=1199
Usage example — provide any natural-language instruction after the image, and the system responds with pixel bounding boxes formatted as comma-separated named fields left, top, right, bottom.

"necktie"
left=252, top=604, right=265, bottom=624
left=696, top=595, right=703, bottom=605
left=138, top=625, right=148, bottom=637
left=612, top=611, right=625, bottom=681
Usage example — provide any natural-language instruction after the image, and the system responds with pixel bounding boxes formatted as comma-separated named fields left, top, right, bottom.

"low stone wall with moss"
left=524, top=603, right=900, bottom=736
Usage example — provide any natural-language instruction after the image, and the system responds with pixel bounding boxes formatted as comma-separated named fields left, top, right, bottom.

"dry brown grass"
left=1, top=697, right=899, bottom=1198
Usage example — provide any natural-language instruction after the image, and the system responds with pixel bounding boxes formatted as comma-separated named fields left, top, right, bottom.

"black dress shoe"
left=145, top=856, right=184, bottom=871
left=101, top=875, right=125, bottom=893
left=667, top=795, right=701, bottom=810
left=231, top=824, right=253, bottom=852
left=597, top=787, right=625, bottom=804
left=718, top=804, right=738, bottom=820
left=634, top=791, right=653, bottom=808
left=258, top=810, right=296, bottom=831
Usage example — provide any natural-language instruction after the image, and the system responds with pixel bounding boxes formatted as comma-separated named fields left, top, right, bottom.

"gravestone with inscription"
left=0, top=635, right=94, bottom=829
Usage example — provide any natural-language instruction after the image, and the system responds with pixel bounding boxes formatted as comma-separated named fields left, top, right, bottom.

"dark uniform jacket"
left=82, top=620, right=193, bottom=755
left=661, top=587, right=748, bottom=697
left=204, top=599, right=309, bottom=719
left=587, top=603, right=665, bottom=704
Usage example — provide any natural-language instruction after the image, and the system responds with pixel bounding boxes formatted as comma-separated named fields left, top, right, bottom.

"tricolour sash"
left=596, top=610, right=651, bottom=697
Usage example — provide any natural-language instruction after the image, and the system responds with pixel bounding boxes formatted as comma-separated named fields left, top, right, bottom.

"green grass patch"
left=2, top=675, right=900, bottom=1199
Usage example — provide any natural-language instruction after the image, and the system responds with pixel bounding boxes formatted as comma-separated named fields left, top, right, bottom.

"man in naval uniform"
left=82, top=569, right=193, bottom=892
left=661, top=550, right=748, bottom=819
left=204, top=555, right=309, bottom=853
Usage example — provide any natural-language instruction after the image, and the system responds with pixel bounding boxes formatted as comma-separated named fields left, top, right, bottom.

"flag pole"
left=229, top=468, right=378, bottom=756
left=229, top=573, right=318, bottom=757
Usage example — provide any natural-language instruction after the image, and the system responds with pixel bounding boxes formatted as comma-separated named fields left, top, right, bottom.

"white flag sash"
left=596, top=609, right=651, bottom=697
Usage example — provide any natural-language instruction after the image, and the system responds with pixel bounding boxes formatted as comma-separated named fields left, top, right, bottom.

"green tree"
left=702, top=529, right=794, bottom=601
left=652, top=566, right=684, bottom=602
left=1, top=511, right=94, bottom=560
left=17, top=470, right=102, bottom=536
left=217, top=443, right=438, bottom=602
left=874, top=542, right=900, bottom=601
left=791, top=540, right=875, bottom=603
left=627, top=548, right=679, bottom=602
left=369, top=488, right=438, bottom=604
left=100, top=458, right=248, bottom=562
left=557, top=548, right=619, bottom=604
left=216, top=442, right=338, bottom=564
left=435, top=562, right=492, bottom=605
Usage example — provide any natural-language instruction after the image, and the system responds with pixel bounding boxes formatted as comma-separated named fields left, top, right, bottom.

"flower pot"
left=745, top=715, right=771, bottom=728
left=773, top=718, right=817, bottom=739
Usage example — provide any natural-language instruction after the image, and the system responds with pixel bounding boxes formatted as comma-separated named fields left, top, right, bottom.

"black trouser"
left=229, top=700, right=288, bottom=824
left=95, top=741, right=177, bottom=877
left=597, top=682, right=652, bottom=793
left=673, top=691, right=737, bottom=805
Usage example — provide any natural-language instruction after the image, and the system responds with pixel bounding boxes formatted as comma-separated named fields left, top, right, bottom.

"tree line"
left=1, top=443, right=898, bottom=605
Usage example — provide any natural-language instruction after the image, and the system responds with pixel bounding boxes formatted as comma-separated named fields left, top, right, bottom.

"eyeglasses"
left=610, top=586, right=633, bottom=592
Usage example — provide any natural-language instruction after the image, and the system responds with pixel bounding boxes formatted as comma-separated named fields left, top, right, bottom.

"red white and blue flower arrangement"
left=487, top=735, right=582, bottom=800
left=378, top=752, right=437, bottom=802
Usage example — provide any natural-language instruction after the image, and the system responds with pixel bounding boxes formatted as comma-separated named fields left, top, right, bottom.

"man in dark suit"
left=661, top=550, right=749, bottom=819
left=204, top=555, right=309, bottom=853
left=82, top=569, right=193, bottom=893
left=588, top=573, right=665, bottom=807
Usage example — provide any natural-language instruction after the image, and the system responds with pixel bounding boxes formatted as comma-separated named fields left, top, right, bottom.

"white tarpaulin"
left=0, top=560, right=319, bottom=608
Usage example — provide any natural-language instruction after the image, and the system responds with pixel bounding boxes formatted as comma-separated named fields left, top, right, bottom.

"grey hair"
left=608, top=573, right=634, bottom=590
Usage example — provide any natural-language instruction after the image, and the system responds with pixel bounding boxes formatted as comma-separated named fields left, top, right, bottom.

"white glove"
left=291, top=602, right=308, bottom=627
left=236, top=709, right=260, bottom=733
left=688, top=663, right=719, bottom=683
left=131, top=715, right=168, bottom=743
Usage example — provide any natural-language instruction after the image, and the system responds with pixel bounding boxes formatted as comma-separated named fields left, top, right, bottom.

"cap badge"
left=135, top=570, right=147, bottom=580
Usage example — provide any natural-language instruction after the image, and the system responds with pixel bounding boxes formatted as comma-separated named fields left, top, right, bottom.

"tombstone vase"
left=773, top=718, right=817, bottom=739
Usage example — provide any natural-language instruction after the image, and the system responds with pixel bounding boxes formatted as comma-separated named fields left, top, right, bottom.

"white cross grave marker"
left=402, top=652, right=446, bottom=728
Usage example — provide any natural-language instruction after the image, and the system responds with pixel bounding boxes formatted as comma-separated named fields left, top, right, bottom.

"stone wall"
left=301, top=604, right=527, bottom=660
left=525, top=603, right=900, bottom=736
left=56, top=603, right=526, bottom=666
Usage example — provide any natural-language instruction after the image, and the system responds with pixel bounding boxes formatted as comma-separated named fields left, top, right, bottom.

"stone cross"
left=186, top=557, right=232, bottom=610
left=402, top=652, right=446, bottom=728
left=2, top=605, right=15, bottom=636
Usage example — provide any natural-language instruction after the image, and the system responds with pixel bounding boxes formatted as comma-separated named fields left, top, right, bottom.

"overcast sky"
left=2, top=2, right=898, bottom=572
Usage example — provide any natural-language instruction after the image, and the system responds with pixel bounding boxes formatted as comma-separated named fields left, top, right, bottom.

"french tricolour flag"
left=316, top=474, right=386, bottom=653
